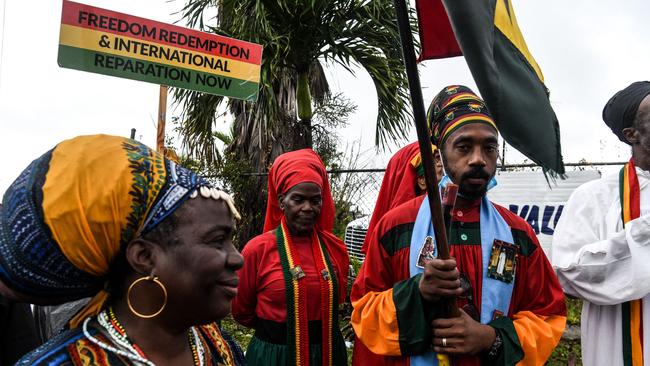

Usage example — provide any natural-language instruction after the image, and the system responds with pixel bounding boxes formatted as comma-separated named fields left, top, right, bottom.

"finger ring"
left=442, top=338, right=447, bottom=347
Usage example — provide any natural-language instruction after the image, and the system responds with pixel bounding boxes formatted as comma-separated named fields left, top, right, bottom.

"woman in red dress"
left=232, top=149, right=349, bottom=366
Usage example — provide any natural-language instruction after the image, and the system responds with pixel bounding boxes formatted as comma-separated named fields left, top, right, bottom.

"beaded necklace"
left=84, top=308, right=205, bottom=366
left=275, top=219, right=339, bottom=366
left=189, top=327, right=206, bottom=366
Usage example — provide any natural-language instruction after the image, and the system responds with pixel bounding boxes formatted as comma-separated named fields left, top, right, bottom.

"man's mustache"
left=460, top=167, right=490, bottom=181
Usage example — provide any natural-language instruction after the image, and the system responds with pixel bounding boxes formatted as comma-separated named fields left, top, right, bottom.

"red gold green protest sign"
left=58, top=0, right=262, bottom=101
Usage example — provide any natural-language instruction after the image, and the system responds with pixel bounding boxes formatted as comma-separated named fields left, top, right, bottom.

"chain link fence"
left=328, top=169, right=385, bottom=219
left=330, top=160, right=627, bottom=215
left=331, top=161, right=626, bottom=261
left=244, top=161, right=625, bottom=262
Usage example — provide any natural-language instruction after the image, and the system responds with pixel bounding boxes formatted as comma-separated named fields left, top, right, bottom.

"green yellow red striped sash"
left=619, top=158, right=643, bottom=366
left=276, top=219, right=339, bottom=366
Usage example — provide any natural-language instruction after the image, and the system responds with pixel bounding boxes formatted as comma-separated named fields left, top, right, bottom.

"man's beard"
left=456, top=166, right=493, bottom=200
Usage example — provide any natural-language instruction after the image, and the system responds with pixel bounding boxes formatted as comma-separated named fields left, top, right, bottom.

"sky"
left=1, top=0, right=649, bottom=194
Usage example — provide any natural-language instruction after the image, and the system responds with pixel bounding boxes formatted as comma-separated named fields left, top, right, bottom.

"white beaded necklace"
left=83, top=311, right=205, bottom=366
left=83, top=316, right=156, bottom=366
left=97, top=311, right=141, bottom=357
left=190, top=327, right=206, bottom=365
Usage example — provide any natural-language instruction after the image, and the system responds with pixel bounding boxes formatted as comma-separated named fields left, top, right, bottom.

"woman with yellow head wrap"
left=0, top=135, right=246, bottom=366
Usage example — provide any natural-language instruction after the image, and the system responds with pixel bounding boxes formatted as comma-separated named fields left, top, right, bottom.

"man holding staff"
left=350, top=85, right=566, bottom=366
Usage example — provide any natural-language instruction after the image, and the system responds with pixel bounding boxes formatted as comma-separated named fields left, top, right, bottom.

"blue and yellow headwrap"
left=427, top=85, right=498, bottom=147
left=0, top=135, right=209, bottom=326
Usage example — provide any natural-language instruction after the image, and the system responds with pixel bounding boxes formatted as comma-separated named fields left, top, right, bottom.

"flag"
left=416, top=0, right=565, bottom=176
left=415, top=0, right=461, bottom=61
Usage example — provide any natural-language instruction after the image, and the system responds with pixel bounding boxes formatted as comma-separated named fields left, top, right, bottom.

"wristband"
left=487, top=332, right=502, bottom=357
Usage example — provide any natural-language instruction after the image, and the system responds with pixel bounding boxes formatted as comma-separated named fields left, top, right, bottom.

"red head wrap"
left=263, top=149, right=349, bottom=304
left=361, top=142, right=427, bottom=253
left=263, top=149, right=336, bottom=232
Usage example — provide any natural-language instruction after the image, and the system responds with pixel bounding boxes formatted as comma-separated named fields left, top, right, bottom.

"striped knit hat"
left=427, top=85, right=498, bottom=146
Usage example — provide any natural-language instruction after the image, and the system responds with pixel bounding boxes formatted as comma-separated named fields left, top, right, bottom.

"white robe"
left=552, top=167, right=650, bottom=366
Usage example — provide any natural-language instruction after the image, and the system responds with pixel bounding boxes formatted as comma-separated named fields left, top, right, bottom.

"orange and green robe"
left=351, top=196, right=566, bottom=366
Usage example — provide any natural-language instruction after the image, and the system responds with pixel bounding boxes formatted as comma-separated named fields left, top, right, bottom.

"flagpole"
left=393, top=0, right=459, bottom=316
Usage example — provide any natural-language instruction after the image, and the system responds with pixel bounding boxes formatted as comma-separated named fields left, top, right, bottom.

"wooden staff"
left=393, top=0, right=459, bottom=317
left=442, top=184, right=459, bottom=237
left=156, top=85, right=168, bottom=152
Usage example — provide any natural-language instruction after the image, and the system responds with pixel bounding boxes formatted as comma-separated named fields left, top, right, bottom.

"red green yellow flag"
left=416, top=0, right=565, bottom=176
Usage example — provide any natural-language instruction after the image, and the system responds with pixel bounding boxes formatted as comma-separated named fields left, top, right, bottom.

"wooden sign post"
left=157, top=85, right=168, bottom=151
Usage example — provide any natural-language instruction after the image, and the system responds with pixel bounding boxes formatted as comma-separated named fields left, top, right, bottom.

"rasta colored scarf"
left=620, top=158, right=643, bottom=366
left=275, top=219, right=339, bottom=366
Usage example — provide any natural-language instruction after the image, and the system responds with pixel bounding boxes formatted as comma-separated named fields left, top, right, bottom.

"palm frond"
left=172, top=87, right=225, bottom=164
left=174, top=0, right=417, bottom=161
left=322, top=0, right=413, bottom=147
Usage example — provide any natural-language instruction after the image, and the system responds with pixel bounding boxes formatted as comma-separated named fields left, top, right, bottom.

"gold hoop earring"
left=127, top=275, right=167, bottom=319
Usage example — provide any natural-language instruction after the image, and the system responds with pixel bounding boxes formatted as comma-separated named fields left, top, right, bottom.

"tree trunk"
left=223, top=73, right=299, bottom=248
left=293, top=118, right=313, bottom=149
left=294, top=70, right=313, bottom=149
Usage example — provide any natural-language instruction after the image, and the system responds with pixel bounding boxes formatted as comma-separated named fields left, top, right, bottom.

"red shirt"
left=232, top=231, right=346, bottom=327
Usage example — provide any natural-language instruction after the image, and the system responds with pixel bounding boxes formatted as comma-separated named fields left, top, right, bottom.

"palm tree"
left=174, top=0, right=414, bottom=243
